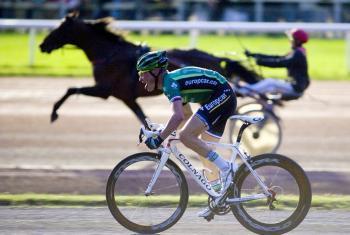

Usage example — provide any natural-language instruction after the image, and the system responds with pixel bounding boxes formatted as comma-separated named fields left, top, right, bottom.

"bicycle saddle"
left=229, top=115, right=264, bottom=124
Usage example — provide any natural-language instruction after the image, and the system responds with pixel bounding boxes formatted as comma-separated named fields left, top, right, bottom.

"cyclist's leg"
left=179, top=116, right=225, bottom=218
left=179, top=115, right=229, bottom=173
left=200, top=133, right=220, bottom=184
left=179, top=115, right=221, bottom=189
left=178, top=114, right=212, bottom=157
left=180, top=88, right=236, bottom=177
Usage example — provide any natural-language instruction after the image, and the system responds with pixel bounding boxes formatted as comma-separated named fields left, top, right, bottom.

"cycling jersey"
left=163, top=66, right=228, bottom=103
left=162, top=66, right=236, bottom=138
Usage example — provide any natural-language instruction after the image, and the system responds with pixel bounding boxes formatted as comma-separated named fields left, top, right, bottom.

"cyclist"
left=137, top=50, right=237, bottom=218
left=238, top=28, right=310, bottom=97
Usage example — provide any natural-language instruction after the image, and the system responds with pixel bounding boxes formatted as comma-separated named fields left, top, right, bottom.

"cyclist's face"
left=139, top=71, right=156, bottom=92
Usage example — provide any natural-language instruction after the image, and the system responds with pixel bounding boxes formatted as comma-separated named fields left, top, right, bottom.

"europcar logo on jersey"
left=185, top=79, right=217, bottom=86
left=204, top=93, right=228, bottom=111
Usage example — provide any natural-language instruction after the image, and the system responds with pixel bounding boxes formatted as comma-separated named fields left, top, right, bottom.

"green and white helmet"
left=136, top=50, right=168, bottom=72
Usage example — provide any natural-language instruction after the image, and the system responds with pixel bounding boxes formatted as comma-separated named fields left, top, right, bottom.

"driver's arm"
left=159, top=99, right=185, bottom=140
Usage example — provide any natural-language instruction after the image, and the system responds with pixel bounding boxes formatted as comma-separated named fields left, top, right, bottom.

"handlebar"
left=138, top=118, right=176, bottom=146
left=138, top=118, right=163, bottom=144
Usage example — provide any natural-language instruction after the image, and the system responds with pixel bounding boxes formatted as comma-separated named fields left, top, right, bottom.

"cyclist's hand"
left=145, top=134, right=163, bottom=149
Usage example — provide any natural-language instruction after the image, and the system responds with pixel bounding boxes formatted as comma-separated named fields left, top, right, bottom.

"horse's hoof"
left=51, top=112, right=58, bottom=123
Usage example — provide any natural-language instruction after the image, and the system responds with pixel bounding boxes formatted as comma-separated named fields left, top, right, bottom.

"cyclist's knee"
left=179, top=131, right=195, bottom=146
left=178, top=131, right=188, bottom=144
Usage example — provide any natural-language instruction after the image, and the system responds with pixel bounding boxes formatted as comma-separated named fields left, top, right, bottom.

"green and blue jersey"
left=162, top=66, right=228, bottom=103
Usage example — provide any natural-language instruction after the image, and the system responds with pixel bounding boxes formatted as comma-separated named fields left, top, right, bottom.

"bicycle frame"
left=144, top=135, right=272, bottom=204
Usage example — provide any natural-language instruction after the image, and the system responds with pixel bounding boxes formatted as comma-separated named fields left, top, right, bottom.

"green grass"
left=1, top=193, right=350, bottom=210
left=0, top=31, right=348, bottom=80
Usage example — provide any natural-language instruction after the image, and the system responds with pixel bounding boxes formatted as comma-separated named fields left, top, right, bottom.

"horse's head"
left=40, top=12, right=87, bottom=53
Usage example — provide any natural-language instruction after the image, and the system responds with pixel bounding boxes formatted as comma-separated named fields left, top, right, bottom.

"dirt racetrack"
left=0, top=77, right=350, bottom=194
left=1, top=207, right=350, bottom=235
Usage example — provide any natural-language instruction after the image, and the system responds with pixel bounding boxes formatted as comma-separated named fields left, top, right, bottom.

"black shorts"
left=195, top=85, right=237, bottom=138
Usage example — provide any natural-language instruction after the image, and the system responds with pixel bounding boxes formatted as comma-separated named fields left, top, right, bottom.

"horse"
left=40, top=13, right=259, bottom=124
left=167, top=48, right=260, bottom=85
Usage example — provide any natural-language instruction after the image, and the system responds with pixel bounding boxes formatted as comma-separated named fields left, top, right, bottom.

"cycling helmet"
left=136, top=50, right=168, bottom=72
left=286, top=28, right=309, bottom=44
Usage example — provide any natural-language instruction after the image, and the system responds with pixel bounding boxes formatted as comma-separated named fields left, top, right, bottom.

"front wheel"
left=106, top=152, right=189, bottom=234
left=231, top=154, right=312, bottom=235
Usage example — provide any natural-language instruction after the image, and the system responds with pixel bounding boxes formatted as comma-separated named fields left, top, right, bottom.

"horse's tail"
left=222, top=58, right=260, bottom=84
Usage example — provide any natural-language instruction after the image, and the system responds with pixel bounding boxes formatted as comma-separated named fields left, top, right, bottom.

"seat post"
left=236, top=122, right=251, bottom=143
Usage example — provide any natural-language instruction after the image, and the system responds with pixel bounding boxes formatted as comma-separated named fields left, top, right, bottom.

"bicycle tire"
left=106, top=152, right=189, bottom=234
left=236, top=101, right=264, bottom=113
left=231, top=154, right=312, bottom=235
left=228, top=109, right=282, bottom=155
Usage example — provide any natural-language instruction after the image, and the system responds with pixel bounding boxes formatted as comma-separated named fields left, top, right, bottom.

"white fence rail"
left=1, top=19, right=350, bottom=67
left=2, top=19, right=350, bottom=32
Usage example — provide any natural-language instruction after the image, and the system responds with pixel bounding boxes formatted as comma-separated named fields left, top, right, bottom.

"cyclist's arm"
left=183, top=103, right=193, bottom=120
left=159, top=99, right=185, bottom=140
left=177, top=103, right=193, bottom=129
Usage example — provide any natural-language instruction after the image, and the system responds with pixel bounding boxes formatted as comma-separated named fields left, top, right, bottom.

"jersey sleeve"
left=163, top=77, right=182, bottom=102
left=256, top=51, right=295, bottom=68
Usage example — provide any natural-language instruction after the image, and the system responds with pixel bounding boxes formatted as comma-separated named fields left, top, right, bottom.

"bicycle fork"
left=144, top=149, right=170, bottom=196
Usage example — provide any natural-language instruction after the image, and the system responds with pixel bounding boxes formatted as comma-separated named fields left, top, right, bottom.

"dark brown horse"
left=167, top=48, right=259, bottom=85
left=40, top=13, right=259, bottom=124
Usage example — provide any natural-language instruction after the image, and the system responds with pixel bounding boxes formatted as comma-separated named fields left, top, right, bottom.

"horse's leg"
left=51, top=85, right=111, bottom=123
left=122, top=99, right=147, bottom=125
left=51, top=87, right=79, bottom=123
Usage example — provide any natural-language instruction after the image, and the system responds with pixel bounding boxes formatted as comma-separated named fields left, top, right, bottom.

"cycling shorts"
left=195, top=85, right=236, bottom=138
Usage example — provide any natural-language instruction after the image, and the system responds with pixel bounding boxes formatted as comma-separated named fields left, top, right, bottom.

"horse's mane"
left=86, top=17, right=129, bottom=44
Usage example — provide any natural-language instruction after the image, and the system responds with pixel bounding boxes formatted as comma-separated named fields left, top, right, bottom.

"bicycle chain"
left=208, top=196, right=231, bottom=215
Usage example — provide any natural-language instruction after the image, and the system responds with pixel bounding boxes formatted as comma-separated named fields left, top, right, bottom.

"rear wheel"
left=106, top=152, right=189, bottom=234
left=236, top=101, right=264, bottom=113
left=231, top=154, right=312, bottom=235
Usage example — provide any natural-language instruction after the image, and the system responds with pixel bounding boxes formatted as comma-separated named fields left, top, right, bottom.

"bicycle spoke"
left=232, top=154, right=311, bottom=234
left=106, top=153, right=188, bottom=233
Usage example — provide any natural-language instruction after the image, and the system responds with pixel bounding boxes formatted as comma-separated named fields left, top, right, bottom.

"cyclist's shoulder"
left=166, top=66, right=226, bottom=84
left=163, top=72, right=180, bottom=92
left=167, top=66, right=206, bottom=78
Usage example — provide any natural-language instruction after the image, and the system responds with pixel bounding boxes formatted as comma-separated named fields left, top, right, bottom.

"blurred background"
left=0, top=1, right=350, bottom=234
left=0, top=0, right=349, bottom=80
left=2, top=0, right=350, bottom=22
left=0, top=0, right=350, bottom=207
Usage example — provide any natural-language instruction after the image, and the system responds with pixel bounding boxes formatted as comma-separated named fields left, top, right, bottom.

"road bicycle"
left=106, top=115, right=311, bottom=234
left=228, top=90, right=301, bottom=155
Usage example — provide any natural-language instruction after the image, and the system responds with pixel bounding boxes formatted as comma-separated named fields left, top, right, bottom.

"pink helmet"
left=287, top=28, right=309, bottom=44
